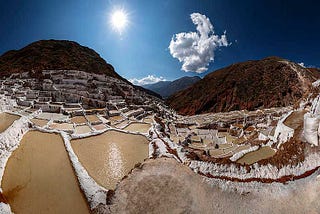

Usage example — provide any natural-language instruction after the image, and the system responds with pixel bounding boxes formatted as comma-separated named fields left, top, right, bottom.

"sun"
left=110, top=9, right=128, bottom=34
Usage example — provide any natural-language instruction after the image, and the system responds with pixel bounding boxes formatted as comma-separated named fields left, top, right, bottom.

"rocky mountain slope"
left=167, top=57, right=320, bottom=115
left=143, top=76, right=201, bottom=98
left=0, top=40, right=166, bottom=110
left=0, top=39, right=122, bottom=79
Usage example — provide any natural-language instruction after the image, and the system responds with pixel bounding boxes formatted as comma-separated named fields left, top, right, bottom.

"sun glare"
left=110, top=9, right=128, bottom=34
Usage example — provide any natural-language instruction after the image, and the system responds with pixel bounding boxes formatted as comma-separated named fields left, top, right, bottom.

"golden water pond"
left=71, top=130, right=149, bottom=189
left=123, top=122, right=151, bottom=133
left=2, top=131, right=90, bottom=214
left=236, top=146, right=276, bottom=165
left=0, top=113, right=20, bottom=133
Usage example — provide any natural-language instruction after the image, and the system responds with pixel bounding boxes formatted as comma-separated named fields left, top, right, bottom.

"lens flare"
left=110, top=9, right=128, bottom=34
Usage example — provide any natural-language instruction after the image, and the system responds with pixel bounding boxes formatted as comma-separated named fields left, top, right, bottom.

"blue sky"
left=0, top=0, right=319, bottom=85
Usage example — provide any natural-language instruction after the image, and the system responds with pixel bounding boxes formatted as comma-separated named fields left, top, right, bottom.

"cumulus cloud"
left=298, top=62, right=305, bottom=68
left=129, top=75, right=166, bottom=86
left=169, top=13, right=230, bottom=73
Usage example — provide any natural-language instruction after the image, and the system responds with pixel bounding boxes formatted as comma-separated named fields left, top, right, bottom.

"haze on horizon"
left=0, top=0, right=319, bottom=85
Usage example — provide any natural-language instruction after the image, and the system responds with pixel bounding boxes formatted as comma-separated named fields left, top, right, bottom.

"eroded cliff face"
left=167, top=57, right=320, bottom=115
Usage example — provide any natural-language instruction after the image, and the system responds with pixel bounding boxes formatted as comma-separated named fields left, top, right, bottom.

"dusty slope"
left=167, top=57, right=320, bottom=115
left=109, top=158, right=320, bottom=214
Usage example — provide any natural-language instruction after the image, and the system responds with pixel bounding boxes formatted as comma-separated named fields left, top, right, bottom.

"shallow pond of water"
left=71, top=116, right=87, bottom=124
left=236, top=146, right=276, bottom=165
left=71, top=130, right=149, bottom=189
left=2, top=131, right=90, bottom=214
left=75, top=125, right=92, bottom=134
left=31, top=118, right=48, bottom=127
left=50, top=122, right=74, bottom=131
left=0, top=113, right=20, bottom=133
left=142, top=117, right=153, bottom=123
left=86, top=115, right=101, bottom=123
left=123, top=122, right=151, bottom=133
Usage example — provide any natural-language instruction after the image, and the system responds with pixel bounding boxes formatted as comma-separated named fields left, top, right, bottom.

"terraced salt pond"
left=237, top=146, right=276, bottom=165
left=71, top=116, right=87, bottom=124
left=50, top=122, right=74, bottom=131
left=123, top=122, right=151, bottom=133
left=31, top=118, right=48, bottom=127
left=86, top=114, right=101, bottom=123
left=143, top=117, right=153, bottom=123
left=71, top=130, right=149, bottom=189
left=0, top=113, right=20, bottom=133
left=2, top=131, right=89, bottom=214
left=75, top=125, right=92, bottom=134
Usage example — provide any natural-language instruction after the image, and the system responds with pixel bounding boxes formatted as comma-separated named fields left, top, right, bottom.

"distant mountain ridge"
left=143, top=76, right=201, bottom=98
left=167, top=56, right=320, bottom=115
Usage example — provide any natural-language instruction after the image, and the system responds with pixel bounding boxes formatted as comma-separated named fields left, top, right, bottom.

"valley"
left=0, top=40, right=319, bottom=214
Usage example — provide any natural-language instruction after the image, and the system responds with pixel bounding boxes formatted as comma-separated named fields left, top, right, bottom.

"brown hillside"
left=167, top=57, right=320, bottom=115
left=0, top=39, right=121, bottom=79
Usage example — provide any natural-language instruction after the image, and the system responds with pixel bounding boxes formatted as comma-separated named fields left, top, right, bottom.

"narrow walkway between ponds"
left=2, top=131, right=90, bottom=214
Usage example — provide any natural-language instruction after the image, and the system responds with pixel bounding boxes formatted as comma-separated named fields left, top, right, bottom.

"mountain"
left=167, top=57, right=320, bottom=115
left=143, top=76, right=201, bottom=98
left=0, top=39, right=121, bottom=79
left=0, top=39, right=162, bottom=99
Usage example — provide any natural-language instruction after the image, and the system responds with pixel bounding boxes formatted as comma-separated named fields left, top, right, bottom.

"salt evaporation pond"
left=31, top=118, right=48, bottom=127
left=0, top=113, right=20, bottom=133
left=236, top=146, right=276, bottom=165
left=123, top=122, right=151, bottom=133
left=71, top=116, right=87, bottom=124
left=71, top=130, right=149, bottom=189
left=2, top=131, right=90, bottom=214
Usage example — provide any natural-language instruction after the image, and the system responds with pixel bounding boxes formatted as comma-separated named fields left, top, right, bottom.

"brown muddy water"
left=123, top=122, right=151, bottom=133
left=0, top=113, right=20, bottom=133
left=50, top=122, right=74, bottom=131
left=86, top=115, right=101, bottom=123
left=237, top=146, right=276, bottom=165
left=75, top=125, right=92, bottom=134
left=30, top=118, right=49, bottom=127
left=71, top=116, right=87, bottom=124
left=142, top=117, right=153, bottom=123
left=2, top=131, right=90, bottom=214
left=71, top=130, right=149, bottom=189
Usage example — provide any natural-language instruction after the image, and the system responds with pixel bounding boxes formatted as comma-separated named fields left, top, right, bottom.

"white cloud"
left=298, top=62, right=305, bottom=68
left=129, top=75, right=167, bottom=86
left=169, top=13, right=230, bottom=73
